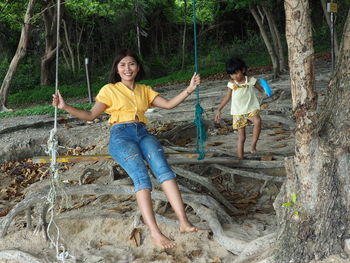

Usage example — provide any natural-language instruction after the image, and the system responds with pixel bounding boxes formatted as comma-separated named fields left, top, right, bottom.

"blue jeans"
left=109, top=123, right=176, bottom=192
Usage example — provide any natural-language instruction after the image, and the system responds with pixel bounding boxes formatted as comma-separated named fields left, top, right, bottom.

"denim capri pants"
left=108, top=122, right=176, bottom=192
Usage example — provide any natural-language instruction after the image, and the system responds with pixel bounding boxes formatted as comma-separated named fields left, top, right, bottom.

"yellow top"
left=228, top=76, right=260, bottom=115
left=95, top=82, right=159, bottom=125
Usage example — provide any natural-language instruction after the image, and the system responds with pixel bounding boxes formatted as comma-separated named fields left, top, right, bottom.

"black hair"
left=225, top=57, right=247, bottom=75
left=108, top=49, right=145, bottom=83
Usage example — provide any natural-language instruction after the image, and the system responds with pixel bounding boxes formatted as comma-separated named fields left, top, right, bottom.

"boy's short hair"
left=226, top=57, right=247, bottom=75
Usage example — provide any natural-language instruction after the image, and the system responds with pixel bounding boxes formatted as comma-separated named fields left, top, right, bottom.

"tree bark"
left=0, top=0, right=35, bottom=111
left=274, top=2, right=349, bottom=262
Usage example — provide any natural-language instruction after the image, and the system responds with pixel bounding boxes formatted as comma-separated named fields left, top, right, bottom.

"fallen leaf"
left=129, top=228, right=142, bottom=247
left=96, top=241, right=113, bottom=249
left=108, top=205, right=132, bottom=213
left=211, top=256, right=222, bottom=263
left=189, top=250, right=202, bottom=258
left=0, top=207, right=11, bottom=217
left=261, top=152, right=273, bottom=161
left=261, top=103, right=269, bottom=110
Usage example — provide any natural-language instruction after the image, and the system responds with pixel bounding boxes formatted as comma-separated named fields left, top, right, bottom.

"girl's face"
left=230, top=69, right=245, bottom=82
left=116, top=56, right=140, bottom=82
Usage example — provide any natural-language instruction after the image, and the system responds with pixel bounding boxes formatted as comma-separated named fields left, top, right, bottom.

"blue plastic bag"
left=259, top=78, right=273, bottom=97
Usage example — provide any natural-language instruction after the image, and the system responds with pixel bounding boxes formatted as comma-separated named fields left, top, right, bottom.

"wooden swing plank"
left=32, top=152, right=201, bottom=164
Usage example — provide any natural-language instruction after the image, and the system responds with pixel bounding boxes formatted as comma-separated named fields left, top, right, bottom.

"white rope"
left=45, top=0, right=75, bottom=261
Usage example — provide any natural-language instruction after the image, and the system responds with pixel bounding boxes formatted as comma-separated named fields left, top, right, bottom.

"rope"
left=45, top=1, right=74, bottom=261
left=192, top=0, right=207, bottom=160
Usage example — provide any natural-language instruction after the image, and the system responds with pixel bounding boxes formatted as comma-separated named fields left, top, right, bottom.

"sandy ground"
left=0, top=58, right=348, bottom=263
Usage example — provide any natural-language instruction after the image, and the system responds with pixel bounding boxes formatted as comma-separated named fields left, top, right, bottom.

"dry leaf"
left=260, top=103, right=269, bottom=110
left=211, top=256, right=222, bottom=263
left=129, top=228, right=141, bottom=247
left=274, top=143, right=288, bottom=148
left=261, top=152, right=273, bottom=161
left=72, top=202, right=85, bottom=209
left=0, top=207, right=11, bottom=217
left=96, top=241, right=113, bottom=249
left=108, top=205, right=132, bottom=213
left=189, top=250, right=202, bottom=258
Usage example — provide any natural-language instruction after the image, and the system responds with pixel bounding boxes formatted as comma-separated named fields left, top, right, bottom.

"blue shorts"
left=108, top=123, right=176, bottom=192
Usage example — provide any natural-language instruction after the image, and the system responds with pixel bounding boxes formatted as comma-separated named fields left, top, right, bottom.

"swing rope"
left=192, top=0, right=207, bottom=160
left=45, top=0, right=74, bottom=261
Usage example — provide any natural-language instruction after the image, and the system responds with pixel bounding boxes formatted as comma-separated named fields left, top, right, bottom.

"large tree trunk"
left=0, top=0, right=35, bottom=111
left=40, top=0, right=58, bottom=86
left=249, top=6, right=280, bottom=78
left=274, top=1, right=349, bottom=262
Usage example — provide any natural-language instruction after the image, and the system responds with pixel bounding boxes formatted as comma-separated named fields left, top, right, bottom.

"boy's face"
left=230, top=69, right=245, bottom=82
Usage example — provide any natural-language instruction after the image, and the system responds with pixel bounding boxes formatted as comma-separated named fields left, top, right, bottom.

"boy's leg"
left=237, top=127, right=246, bottom=159
left=248, top=115, right=261, bottom=153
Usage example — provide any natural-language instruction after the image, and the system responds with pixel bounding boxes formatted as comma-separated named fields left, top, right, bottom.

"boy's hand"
left=214, top=110, right=221, bottom=122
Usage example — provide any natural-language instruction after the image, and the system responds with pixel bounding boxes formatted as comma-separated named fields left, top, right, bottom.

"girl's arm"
left=214, top=88, right=232, bottom=122
left=151, top=73, right=200, bottom=109
left=254, top=81, right=265, bottom=93
left=52, top=90, right=107, bottom=121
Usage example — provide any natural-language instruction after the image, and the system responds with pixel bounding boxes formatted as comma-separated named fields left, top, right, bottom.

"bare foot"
left=179, top=222, right=199, bottom=233
left=250, top=148, right=257, bottom=154
left=150, top=232, right=176, bottom=249
left=238, top=155, right=244, bottom=160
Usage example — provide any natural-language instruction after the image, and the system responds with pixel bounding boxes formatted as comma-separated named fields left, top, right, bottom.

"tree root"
left=0, top=184, right=231, bottom=237
left=0, top=249, right=43, bottom=263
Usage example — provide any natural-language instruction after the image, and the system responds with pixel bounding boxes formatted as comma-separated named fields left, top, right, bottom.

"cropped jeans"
left=108, top=123, right=176, bottom=192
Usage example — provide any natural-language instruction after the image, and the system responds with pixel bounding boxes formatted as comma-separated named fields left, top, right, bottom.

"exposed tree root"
left=0, top=249, right=43, bottom=263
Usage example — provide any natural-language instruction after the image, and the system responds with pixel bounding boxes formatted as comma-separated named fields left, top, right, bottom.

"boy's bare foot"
left=150, top=232, right=176, bottom=249
left=179, top=222, right=199, bottom=233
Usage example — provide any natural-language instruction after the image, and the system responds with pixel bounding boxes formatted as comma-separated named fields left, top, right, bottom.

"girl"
left=52, top=49, right=200, bottom=249
left=214, top=57, right=265, bottom=160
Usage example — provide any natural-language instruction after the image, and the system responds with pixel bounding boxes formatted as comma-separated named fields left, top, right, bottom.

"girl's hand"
left=52, top=90, right=66, bottom=110
left=214, top=110, right=221, bottom=122
left=186, top=72, right=200, bottom=94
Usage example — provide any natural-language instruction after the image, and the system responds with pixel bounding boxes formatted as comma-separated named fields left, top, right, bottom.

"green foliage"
left=0, top=103, right=93, bottom=118
left=282, top=192, right=299, bottom=216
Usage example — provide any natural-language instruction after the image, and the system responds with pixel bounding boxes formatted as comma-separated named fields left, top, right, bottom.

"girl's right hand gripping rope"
left=259, top=78, right=273, bottom=97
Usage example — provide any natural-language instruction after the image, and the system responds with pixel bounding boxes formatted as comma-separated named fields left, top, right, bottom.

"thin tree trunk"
left=250, top=6, right=279, bottom=78
left=0, top=0, right=35, bottom=111
left=40, top=0, right=58, bottom=86
left=62, top=19, right=76, bottom=76
left=274, top=2, right=350, bottom=262
left=262, top=5, right=287, bottom=72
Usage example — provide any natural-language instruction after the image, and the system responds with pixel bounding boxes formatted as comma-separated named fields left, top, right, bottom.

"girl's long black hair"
left=108, top=49, right=145, bottom=83
left=226, top=57, right=247, bottom=75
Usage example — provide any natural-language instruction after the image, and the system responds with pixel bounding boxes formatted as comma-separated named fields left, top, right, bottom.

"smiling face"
left=116, top=56, right=140, bottom=83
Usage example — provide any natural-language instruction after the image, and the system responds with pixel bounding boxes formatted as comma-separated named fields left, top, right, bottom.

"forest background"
left=0, top=0, right=349, bottom=117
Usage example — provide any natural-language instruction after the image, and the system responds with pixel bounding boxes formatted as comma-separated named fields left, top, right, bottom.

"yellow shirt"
left=95, top=82, right=159, bottom=125
left=228, top=76, right=260, bottom=115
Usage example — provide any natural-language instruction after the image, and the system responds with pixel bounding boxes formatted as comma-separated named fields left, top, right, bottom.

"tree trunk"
left=249, top=6, right=279, bottom=78
left=40, top=0, right=59, bottom=86
left=262, top=5, right=287, bottom=72
left=0, top=0, right=35, bottom=111
left=62, top=19, right=76, bottom=75
left=274, top=2, right=349, bottom=262
left=181, top=0, right=187, bottom=70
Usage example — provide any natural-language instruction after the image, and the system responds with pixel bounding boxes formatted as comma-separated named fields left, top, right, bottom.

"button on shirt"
left=95, top=82, right=159, bottom=125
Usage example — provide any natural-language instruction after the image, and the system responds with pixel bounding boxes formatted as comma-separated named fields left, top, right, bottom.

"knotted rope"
left=192, top=0, right=207, bottom=160
left=45, top=0, right=74, bottom=261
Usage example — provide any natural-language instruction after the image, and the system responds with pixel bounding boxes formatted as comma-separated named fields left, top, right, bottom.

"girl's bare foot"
left=179, top=222, right=199, bottom=233
left=150, top=232, right=176, bottom=249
